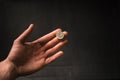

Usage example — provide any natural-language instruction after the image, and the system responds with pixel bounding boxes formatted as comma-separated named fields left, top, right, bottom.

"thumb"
left=16, top=24, right=35, bottom=43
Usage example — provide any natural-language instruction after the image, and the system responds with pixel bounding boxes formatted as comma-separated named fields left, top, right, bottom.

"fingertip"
left=27, top=24, right=35, bottom=31
left=59, top=50, right=64, bottom=53
left=30, top=23, right=34, bottom=25
left=31, top=23, right=34, bottom=25
left=58, top=51, right=64, bottom=55
left=29, top=24, right=34, bottom=28
left=56, top=28, right=62, bottom=32
left=63, top=31, right=68, bottom=36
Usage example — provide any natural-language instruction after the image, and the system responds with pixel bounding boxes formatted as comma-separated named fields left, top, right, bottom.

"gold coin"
left=56, top=32, right=64, bottom=40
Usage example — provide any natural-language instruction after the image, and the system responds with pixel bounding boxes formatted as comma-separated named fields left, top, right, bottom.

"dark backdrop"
left=0, top=0, right=120, bottom=80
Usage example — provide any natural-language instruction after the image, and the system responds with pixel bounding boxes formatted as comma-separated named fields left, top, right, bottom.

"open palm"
left=7, top=24, right=68, bottom=76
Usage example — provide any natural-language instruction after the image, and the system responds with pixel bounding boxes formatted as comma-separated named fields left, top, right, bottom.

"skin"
left=0, top=24, right=68, bottom=80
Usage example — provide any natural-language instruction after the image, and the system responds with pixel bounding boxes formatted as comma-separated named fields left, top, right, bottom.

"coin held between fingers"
left=56, top=32, right=64, bottom=40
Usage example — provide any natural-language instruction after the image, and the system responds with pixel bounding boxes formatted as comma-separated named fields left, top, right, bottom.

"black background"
left=0, top=0, right=120, bottom=80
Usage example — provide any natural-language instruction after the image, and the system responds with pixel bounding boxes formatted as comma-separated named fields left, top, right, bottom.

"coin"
left=56, top=31, right=64, bottom=40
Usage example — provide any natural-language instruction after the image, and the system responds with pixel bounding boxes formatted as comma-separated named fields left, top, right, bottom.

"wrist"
left=0, top=59, right=18, bottom=80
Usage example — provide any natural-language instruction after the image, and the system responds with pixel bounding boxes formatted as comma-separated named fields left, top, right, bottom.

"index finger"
left=33, top=28, right=62, bottom=44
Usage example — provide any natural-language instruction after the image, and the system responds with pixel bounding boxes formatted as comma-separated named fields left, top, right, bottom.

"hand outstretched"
left=6, top=24, right=68, bottom=77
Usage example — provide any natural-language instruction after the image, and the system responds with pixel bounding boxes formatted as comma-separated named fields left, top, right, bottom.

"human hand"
left=5, top=24, right=68, bottom=78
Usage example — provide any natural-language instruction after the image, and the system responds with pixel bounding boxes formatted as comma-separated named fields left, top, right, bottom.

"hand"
left=5, top=24, right=68, bottom=78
